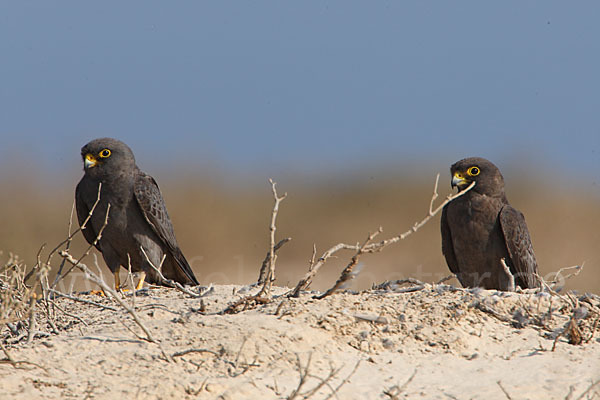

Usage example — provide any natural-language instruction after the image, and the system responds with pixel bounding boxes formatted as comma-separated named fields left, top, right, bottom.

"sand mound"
left=1, top=284, right=599, bottom=399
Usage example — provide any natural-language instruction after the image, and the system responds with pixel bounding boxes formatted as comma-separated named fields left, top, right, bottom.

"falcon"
left=440, top=157, right=540, bottom=290
left=75, top=138, right=199, bottom=290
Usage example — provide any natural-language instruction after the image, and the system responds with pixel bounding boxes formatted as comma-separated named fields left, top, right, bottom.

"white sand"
left=1, top=284, right=599, bottom=399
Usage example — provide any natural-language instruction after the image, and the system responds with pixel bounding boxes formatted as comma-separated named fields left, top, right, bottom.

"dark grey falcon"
left=441, top=157, right=540, bottom=290
left=75, top=138, right=199, bottom=290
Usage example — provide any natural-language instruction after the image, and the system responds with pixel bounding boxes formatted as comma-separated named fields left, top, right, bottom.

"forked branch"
left=257, top=179, right=289, bottom=297
left=315, top=228, right=382, bottom=299
left=290, top=174, right=475, bottom=297
left=58, top=251, right=172, bottom=362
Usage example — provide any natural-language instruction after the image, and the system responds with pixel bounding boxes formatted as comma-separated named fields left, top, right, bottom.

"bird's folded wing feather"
left=133, top=172, right=198, bottom=285
left=499, top=205, right=539, bottom=288
left=441, top=205, right=460, bottom=275
left=133, top=172, right=179, bottom=251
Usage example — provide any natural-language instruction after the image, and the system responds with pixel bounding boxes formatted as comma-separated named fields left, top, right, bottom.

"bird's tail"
left=173, top=250, right=200, bottom=286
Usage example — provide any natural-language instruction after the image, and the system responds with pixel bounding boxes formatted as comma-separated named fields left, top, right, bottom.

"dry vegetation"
left=1, top=170, right=599, bottom=398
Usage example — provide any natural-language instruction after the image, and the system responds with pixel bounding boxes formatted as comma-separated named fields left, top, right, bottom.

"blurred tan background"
left=1, top=166, right=599, bottom=293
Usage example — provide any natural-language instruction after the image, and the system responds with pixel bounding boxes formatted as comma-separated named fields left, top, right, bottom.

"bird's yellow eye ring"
left=467, top=166, right=480, bottom=176
left=99, top=149, right=111, bottom=158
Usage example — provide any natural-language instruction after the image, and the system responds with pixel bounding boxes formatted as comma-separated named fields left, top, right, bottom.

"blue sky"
left=1, top=2, right=599, bottom=185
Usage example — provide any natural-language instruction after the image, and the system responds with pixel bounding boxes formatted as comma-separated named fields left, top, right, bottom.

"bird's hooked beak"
left=451, top=172, right=469, bottom=189
left=84, top=153, right=98, bottom=169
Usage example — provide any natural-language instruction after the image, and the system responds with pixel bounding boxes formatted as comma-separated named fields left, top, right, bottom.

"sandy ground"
left=1, top=283, right=599, bottom=400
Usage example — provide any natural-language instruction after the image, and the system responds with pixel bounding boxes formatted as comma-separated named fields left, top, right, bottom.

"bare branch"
left=221, top=295, right=271, bottom=315
left=58, top=250, right=172, bottom=362
left=290, top=175, right=475, bottom=297
left=323, top=359, right=361, bottom=400
left=140, top=247, right=204, bottom=298
left=172, top=348, right=221, bottom=358
left=51, top=182, right=103, bottom=290
left=383, top=369, right=417, bottom=399
left=56, top=200, right=111, bottom=292
left=363, top=175, right=475, bottom=247
left=500, top=258, right=516, bottom=292
left=574, top=379, right=600, bottom=400
left=26, top=295, right=36, bottom=344
left=257, top=179, right=288, bottom=297
left=497, top=381, right=514, bottom=400
left=257, top=238, right=292, bottom=284
left=50, top=200, right=76, bottom=289
left=0, top=341, right=47, bottom=372
left=316, top=228, right=382, bottom=299
left=287, top=353, right=312, bottom=400
left=289, top=243, right=359, bottom=297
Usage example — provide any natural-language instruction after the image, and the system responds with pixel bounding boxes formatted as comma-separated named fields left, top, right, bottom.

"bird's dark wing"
left=441, top=205, right=460, bottom=275
left=75, top=181, right=100, bottom=247
left=499, top=205, right=539, bottom=289
left=133, top=171, right=199, bottom=285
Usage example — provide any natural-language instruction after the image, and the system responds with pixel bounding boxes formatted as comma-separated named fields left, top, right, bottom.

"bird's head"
left=80, top=138, right=136, bottom=179
left=450, top=157, right=505, bottom=196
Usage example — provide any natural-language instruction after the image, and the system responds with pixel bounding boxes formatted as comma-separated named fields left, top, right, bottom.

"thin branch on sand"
left=290, top=175, right=475, bottom=297
left=257, top=179, right=289, bottom=297
left=58, top=251, right=172, bottom=362
left=315, top=228, right=382, bottom=299
left=0, top=341, right=48, bottom=372
left=221, top=179, right=290, bottom=314
left=51, top=183, right=103, bottom=290
left=287, top=353, right=313, bottom=400
left=500, top=258, right=516, bottom=292
left=257, top=238, right=292, bottom=285
left=172, top=348, right=221, bottom=358
left=383, top=369, right=417, bottom=399
left=497, top=380, right=514, bottom=400
left=140, top=248, right=205, bottom=298
left=49, top=200, right=76, bottom=289
left=323, top=359, right=361, bottom=400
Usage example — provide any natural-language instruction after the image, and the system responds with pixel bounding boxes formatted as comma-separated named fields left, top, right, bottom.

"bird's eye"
left=467, top=166, right=480, bottom=176
left=99, top=149, right=111, bottom=158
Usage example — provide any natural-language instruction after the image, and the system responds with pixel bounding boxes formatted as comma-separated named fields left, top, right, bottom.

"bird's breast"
left=446, top=195, right=505, bottom=257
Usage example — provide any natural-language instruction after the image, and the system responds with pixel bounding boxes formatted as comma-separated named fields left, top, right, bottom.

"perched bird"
left=440, top=157, right=539, bottom=290
left=75, top=138, right=199, bottom=290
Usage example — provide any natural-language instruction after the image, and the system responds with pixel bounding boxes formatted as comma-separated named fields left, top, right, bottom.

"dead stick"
left=257, top=179, right=288, bottom=297
left=316, top=228, right=382, bottom=299
left=58, top=251, right=172, bottom=362
left=290, top=175, right=474, bottom=297
left=51, top=183, right=103, bottom=289
left=257, top=238, right=292, bottom=284
left=48, top=289, right=118, bottom=311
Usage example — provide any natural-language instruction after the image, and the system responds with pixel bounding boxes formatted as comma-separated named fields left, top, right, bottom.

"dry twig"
left=383, top=369, right=417, bottom=399
left=287, top=353, right=312, bottom=400
left=220, top=179, right=289, bottom=314
left=257, top=179, right=289, bottom=297
left=290, top=175, right=474, bottom=297
left=373, top=278, right=426, bottom=292
left=573, top=379, right=600, bottom=400
left=323, top=359, right=361, bottom=400
left=497, top=380, right=514, bottom=400
left=46, top=289, right=117, bottom=311
left=58, top=251, right=172, bottom=362
left=220, top=295, right=271, bottom=315
left=257, top=238, right=292, bottom=284
left=500, top=258, right=516, bottom=292
left=0, top=255, right=39, bottom=339
left=172, top=348, right=221, bottom=358
left=140, top=248, right=204, bottom=298
left=51, top=183, right=103, bottom=290
left=0, top=341, right=47, bottom=372
left=316, top=228, right=382, bottom=299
